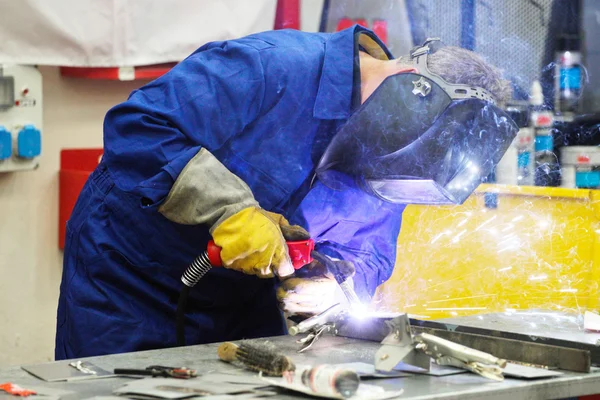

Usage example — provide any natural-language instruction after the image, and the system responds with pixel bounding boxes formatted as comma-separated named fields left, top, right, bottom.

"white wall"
left=0, top=67, right=140, bottom=367
left=301, top=0, right=325, bottom=32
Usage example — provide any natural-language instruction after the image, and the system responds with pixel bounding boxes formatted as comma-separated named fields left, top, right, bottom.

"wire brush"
left=217, top=341, right=296, bottom=377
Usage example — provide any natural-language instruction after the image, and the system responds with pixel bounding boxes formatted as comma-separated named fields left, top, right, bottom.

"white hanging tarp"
left=0, top=0, right=277, bottom=67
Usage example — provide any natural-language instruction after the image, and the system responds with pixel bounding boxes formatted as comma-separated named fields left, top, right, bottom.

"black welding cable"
left=176, top=285, right=190, bottom=347
left=176, top=251, right=214, bottom=347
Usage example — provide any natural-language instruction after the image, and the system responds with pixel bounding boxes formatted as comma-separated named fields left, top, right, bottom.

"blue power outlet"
left=17, top=124, right=41, bottom=158
left=0, top=126, right=11, bottom=160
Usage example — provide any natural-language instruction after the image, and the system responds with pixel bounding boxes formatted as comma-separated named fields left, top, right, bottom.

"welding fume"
left=55, top=24, right=517, bottom=360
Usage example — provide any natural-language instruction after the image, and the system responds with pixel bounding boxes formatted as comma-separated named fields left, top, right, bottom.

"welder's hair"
left=401, top=46, right=512, bottom=104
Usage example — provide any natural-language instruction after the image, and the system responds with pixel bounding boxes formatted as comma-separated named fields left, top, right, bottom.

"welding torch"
left=176, top=239, right=315, bottom=347
left=309, top=251, right=362, bottom=310
left=176, top=239, right=363, bottom=346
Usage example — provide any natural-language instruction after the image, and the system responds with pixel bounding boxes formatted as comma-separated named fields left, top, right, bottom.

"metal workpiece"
left=333, top=313, right=405, bottom=342
left=368, top=315, right=506, bottom=381
left=333, top=313, right=594, bottom=373
left=411, top=325, right=591, bottom=373
left=375, top=315, right=430, bottom=372
left=292, top=310, right=402, bottom=353
left=412, top=313, right=597, bottom=373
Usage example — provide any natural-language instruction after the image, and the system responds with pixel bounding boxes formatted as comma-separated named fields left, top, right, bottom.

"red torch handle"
left=206, top=239, right=314, bottom=270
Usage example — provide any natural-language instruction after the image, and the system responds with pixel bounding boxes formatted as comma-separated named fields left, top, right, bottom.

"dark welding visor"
left=316, top=72, right=518, bottom=205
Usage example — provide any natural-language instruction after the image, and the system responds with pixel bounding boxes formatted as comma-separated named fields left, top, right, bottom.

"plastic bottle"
left=530, top=80, right=560, bottom=186
left=495, top=103, right=534, bottom=186
left=512, top=104, right=534, bottom=186
left=554, top=35, right=583, bottom=119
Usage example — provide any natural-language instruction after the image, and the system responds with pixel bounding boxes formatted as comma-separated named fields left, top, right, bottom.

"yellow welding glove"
left=262, top=211, right=311, bottom=242
left=158, top=149, right=310, bottom=279
left=212, top=206, right=303, bottom=278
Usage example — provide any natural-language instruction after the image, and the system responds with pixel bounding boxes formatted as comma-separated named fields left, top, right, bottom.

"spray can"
left=531, top=80, right=560, bottom=186
left=554, top=35, right=583, bottom=119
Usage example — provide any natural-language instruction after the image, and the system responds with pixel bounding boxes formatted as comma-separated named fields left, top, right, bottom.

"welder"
left=55, top=24, right=517, bottom=359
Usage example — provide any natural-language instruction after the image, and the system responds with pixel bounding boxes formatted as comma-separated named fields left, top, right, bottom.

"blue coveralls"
left=55, top=25, right=406, bottom=360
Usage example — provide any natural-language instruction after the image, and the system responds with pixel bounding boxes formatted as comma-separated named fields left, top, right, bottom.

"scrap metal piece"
left=69, top=361, right=97, bottom=375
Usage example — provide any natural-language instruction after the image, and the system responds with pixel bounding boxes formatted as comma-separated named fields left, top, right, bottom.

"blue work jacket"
left=55, top=25, right=406, bottom=360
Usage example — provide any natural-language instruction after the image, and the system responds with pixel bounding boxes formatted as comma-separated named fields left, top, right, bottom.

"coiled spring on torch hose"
left=181, top=252, right=212, bottom=287
left=177, top=251, right=213, bottom=347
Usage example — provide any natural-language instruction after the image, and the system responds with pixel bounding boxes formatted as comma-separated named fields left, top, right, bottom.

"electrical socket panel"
left=0, top=64, right=43, bottom=172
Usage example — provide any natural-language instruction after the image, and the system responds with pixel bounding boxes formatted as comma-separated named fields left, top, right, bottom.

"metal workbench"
left=2, top=330, right=600, bottom=400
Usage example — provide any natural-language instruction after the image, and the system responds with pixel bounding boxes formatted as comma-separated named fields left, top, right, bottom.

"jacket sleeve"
left=290, top=182, right=406, bottom=301
left=102, top=41, right=265, bottom=216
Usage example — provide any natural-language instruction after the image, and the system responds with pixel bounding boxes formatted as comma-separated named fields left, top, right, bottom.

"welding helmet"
left=316, top=38, right=518, bottom=205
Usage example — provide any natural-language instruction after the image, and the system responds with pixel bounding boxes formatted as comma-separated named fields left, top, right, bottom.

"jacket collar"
left=313, top=25, right=393, bottom=120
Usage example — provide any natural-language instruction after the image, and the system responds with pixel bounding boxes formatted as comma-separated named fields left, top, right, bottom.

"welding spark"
left=537, top=219, right=550, bottom=229
left=451, top=229, right=467, bottom=243
left=498, top=266, right=513, bottom=272
left=501, top=224, right=514, bottom=232
left=497, top=233, right=518, bottom=247
left=426, top=307, right=487, bottom=311
left=497, top=244, right=519, bottom=253
left=559, top=288, right=578, bottom=293
left=425, top=294, right=493, bottom=304
left=475, top=215, right=497, bottom=231
left=457, top=218, right=469, bottom=228
left=430, top=232, right=445, bottom=244
left=348, top=303, right=370, bottom=320
left=529, top=274, right=548, bottom=281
